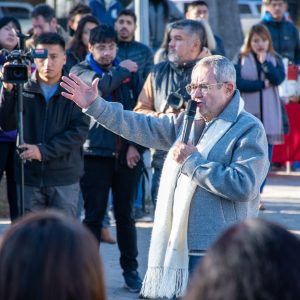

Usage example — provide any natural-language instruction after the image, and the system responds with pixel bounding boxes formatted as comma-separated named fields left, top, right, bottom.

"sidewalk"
left=100, top=171, right=300, bottom=300
left=0, top=172, right=299, bottom=300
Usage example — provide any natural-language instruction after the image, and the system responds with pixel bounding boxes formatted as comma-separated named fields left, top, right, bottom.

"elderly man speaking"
left=60, top=55, right=269, bottom=299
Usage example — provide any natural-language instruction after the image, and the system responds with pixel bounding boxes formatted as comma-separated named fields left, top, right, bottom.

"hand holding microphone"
left=172, top=100, right=198, bottom=164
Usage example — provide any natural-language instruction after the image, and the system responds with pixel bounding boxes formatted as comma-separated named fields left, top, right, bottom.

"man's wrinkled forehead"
left=192, top=65, right=214, bottom=84
left=169, top=28, right=188, bottom=39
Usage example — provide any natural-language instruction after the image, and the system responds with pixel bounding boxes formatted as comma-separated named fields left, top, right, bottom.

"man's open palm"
left=60, top=73, right=99, bottom=109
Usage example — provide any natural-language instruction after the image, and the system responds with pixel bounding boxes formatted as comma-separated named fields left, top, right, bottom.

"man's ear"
left=193, top=38, right=202, bottom=53
left=226, top=82, right=235, bottom=96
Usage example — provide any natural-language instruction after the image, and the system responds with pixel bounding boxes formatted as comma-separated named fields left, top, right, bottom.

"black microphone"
left=181, top=100, right=197, bottom=144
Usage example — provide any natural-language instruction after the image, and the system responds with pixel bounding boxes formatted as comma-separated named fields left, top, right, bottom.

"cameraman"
left=0, top=32, right=89, bottom=218
left=0, top=16, right=21, bottom=221
left=134, top=19, right=210, bottom=206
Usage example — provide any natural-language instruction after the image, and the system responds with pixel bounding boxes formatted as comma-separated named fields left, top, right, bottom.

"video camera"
left=166, top=87, right=190, bottom=110
left=1, top=48, right=48, bottom=84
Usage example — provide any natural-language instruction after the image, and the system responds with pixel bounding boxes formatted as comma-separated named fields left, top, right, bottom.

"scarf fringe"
left=140, top=267, right=189, bottom=299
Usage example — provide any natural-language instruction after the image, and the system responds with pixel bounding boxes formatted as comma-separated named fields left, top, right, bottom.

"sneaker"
left=123, top=270, right=142, bottom=293
left=134, top=208, right=153, bottom=222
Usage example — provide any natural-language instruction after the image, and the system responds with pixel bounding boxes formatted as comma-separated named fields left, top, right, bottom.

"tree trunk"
left=205, top=0, right=244, bottom=60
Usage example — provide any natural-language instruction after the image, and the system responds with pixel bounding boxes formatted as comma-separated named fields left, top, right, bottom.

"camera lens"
left=13, top=68, right=26, bottom=79
left=167, top=92, right=184, bottom=110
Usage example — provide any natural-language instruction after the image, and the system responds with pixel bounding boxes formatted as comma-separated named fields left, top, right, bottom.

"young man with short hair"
left=261, top=0, right=300, bottom=64
left=70, top=25, right=144, bottom=293
left=0, top=32, right=89, bottom=218
left=114, top=9, right=153, bottom=81
left=185, top=1, right=226, bottom=56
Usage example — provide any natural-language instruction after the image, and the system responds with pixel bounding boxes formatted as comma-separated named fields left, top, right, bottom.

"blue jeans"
left=189, top=255, right=203, bottom=276
left=260, top=144, right=273, bottom=193
left=172, top=255, right=204, bottom=299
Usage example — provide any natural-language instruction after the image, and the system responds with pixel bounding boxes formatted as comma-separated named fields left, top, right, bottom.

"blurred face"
left=114, top=15, right=136, bottom=41
left=250, top=33, right=270, bottom=55
left=186, top=5, right=209, bottom=21
left=187, top=65, right=233, bottom=120
left=267, top=0, right=287, bottom=21
left=70, top=13, right=91, bottom=32
left=32, top=16, right=57, bottom=37
left=168, top=28, right=200, bottom=64
left=81, top=22, right=98, bottom=47
left=0, top=22, right=19, bottom=51
left=89, top=41, right=117, bottom=68
left=34, top=44, right=66, bottom=84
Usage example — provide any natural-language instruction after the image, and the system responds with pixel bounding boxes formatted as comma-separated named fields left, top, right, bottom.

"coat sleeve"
left=97, top=66, right=132, bottom=97
left=293, top=26, right=300, bottom=65
left=261, top=55, right=285, bottom=86
left=0, top=87, right=17, bottom=131
left=38, top=105, right=89, bottom=161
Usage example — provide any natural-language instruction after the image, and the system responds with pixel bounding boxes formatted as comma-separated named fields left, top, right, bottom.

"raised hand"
left=60, top=73, right=99, bottom=109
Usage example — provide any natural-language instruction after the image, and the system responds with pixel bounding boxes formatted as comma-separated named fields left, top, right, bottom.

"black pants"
left=0, top=142, right=18, bottom=220
left=81, top=155, right=142, bottom=272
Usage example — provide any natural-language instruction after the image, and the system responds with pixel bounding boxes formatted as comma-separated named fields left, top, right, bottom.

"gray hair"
left=196, top=55, right=236, bottom=85
left=170, top=19, right=208, bottom=48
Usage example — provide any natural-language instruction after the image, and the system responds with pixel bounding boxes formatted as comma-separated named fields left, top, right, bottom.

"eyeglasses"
left=185, top=83, right=226, bottom=95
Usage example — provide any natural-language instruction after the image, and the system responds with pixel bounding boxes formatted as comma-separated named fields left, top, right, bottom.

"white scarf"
left=141, top=98, right=244, bottom=299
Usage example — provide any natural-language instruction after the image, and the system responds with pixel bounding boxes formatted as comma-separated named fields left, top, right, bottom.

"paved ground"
left=0, top=171, right=299, bottom=300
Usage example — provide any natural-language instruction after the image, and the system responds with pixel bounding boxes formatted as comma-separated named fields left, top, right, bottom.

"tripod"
left=16, top=83, right=25, bottom=216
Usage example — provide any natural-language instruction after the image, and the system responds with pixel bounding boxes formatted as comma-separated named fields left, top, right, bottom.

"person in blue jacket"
left=89, top=0, right=123, bottom=27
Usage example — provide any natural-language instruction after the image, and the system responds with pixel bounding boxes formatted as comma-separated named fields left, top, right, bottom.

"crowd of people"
left=0, top=0, right=300, bottom=299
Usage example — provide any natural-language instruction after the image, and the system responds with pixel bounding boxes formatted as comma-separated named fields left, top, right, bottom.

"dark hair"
left=68, top=15, right=100, bottom=60
left=89, top=25, right=117, bottom=45
left=0, top=16, right=22, bottom=32
left=117, top=9, right=137, bottom=23
left=187, top=1, right=209, bottom=10
left=0, top=17, right=22, bottom=50
left=34, top=32, right=65, bottom=50
left=184, top=218, right=300, bottom=300
left=31, top=4, right=56, bottom=22
left=241, top=24, right=275, bottom=57
left=68, top=4, right=92, bottom=20
left=265, top=0, right=287, bottom=4
left=0, top=211, right=106, bottom=300
left=170, top=19, right=208, bottom=49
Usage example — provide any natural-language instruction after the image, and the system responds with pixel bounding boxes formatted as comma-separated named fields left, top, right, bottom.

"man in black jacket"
left=0, top=33, right=89, bottom=218
left=134, top=19, right=209, bottom=207
left=114, top=9, right=153, bottom=81
left=261, top=0, right=300, bottom=65
left=70, top=25, right=144, bottom=293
